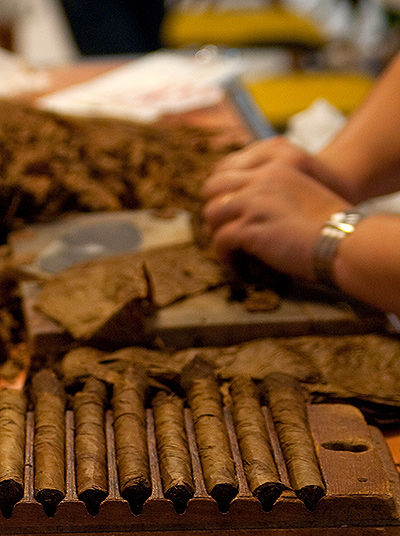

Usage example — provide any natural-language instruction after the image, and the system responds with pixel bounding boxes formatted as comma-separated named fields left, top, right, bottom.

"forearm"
left=318, top=54, right=400, bottom=202
left=333, top=214, right=400, bottom=315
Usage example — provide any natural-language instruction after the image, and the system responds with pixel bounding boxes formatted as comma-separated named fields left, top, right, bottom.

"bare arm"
left=209, top=52, right=400, bottom=204
left=318, top=53, right=400, bottom=202
left=332, top=213, right=400, bottom=314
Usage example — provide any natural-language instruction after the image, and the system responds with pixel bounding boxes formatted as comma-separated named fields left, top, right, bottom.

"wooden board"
left=0, top=403, right=399, bottom=535
left=20, top=280, right=386, bottom=356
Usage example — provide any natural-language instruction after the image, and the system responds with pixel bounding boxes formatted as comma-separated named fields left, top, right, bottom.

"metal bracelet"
left=312, top=210, right=365, bottom=287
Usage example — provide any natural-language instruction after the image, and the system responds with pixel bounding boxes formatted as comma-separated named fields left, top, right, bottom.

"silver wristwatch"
left=313, top=210, right=365, bottom=287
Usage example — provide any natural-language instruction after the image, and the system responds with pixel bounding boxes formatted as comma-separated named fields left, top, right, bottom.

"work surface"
left=12, top=58, right=400, bottom=530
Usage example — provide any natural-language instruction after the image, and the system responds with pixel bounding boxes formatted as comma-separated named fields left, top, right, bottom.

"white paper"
left=286, top=98, right=346, bottom=153
left=39, top=50, right=244, bottom=121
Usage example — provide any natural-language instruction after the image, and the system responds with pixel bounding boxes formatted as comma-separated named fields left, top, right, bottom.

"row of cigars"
left=0, top=357, right=326, bottom=518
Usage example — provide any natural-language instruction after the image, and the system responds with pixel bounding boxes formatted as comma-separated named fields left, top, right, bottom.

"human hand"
left=202, top=156, right=351, bottom=281
left=203, top=136, right=347, bottom=199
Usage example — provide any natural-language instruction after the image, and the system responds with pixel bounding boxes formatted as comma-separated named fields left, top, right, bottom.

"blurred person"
left=202, top=52, right=400, bottom=316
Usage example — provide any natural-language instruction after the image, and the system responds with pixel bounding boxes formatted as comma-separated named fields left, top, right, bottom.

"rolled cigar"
left=230, top=376, right=285, bottom=511
left=262, top=373, right=325, bottom=510
left=0, top=388, right=26, bottom=517
left=73, top=377, right=108, bottom=515
left=152, top=391, right=194, bottom=513
left=31, top=369, right=66, bottom=516
left=112, top=366, right=151, bottom=514
left=181, top=357, right=238, bottom=512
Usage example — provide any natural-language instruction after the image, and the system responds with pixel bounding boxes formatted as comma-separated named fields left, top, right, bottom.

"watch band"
left=313, top=210, right=365, bottom=287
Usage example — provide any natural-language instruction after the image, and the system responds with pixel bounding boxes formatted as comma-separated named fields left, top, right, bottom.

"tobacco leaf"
left=214, top=338, right=320, bottom=382
left=112, top=366, right=151, bottom=513
left=36, top=242, right=223, bottom=347
left=229, top=376, right=285, bottom=511
left=59, top=333, right=400, bottom=423
left=143, top=243, right=223, bottom=307
left=36, top=253, right=152, bottom=345
left=152, top=391, right=194, bottom=512
left=262, top=373, right=325, bottom=511
left=282, top=334, right=400, bottom=404
left=73, top=377, right=108, bottom=514
left=60, top=346, right=181, bottom=387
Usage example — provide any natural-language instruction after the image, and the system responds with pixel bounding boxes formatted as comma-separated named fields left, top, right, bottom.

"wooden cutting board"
left=20, top=278, right=386, bottom=357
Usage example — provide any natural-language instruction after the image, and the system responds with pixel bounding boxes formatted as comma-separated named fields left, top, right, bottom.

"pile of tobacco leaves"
left=0, top=98, right=241, bottom=376
left=0, top=99, right=242, bottom=240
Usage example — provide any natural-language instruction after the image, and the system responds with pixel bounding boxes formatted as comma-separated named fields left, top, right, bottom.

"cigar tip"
left=0, top=479, right=24, bottom=517
left=253, top=482, right=286, bottom=512
left=165, top=483, right=194, bottom=514
left=296, top=485, right=325, bottom=511
left=210, top=483, right=238, bottom=513
left=78, top=488, right=108, bottom=516
left=35, top=488, right=65, bottom=517
left=122, top=484, right=152, bottom=515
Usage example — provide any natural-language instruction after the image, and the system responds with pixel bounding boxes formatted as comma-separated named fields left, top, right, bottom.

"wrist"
left=316, top=148, right=370, bottom=203
left=312, top=209, right=365, bottom=288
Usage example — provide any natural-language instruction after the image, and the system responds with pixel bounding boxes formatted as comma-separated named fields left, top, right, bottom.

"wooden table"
left=21, top=58, right=400, bottom=473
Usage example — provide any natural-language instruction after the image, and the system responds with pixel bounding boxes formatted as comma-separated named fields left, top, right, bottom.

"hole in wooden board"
left=321, top=440, right=369, bottom=453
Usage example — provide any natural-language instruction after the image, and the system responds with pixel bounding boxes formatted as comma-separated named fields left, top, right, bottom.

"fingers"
left=213, top=136, right=287, bottom=173
left=211, top=219, right=244, bottom=265
left=211, top=219, right=268, bottom=267
left=203, top=191, right=243, bottom=232
left=212, top=136, right=312, bottom=177
left=203, top=137, right=312, bottom=202
left=201, top=169, right=254, bottom=199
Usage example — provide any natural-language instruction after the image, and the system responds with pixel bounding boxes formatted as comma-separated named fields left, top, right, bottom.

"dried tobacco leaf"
left=152, top=391, right=194, bottom=513
left=283, top=334, right=400, bottom=406
left=230, top=376, right=285, bottom=510
left=262, top=373, right=325, bottom=510
left=36, top=254, right=153, bottom=346
left=181, top=357, right=238, bottom=512
left=0, top=99, right=244, bottom=237
left=0, top=388, right=26, bottom=516
left=242, top=288, right=281, bottom=312
left=60, top=345, right=179, bottom=387
left=36, top=242, right=223, bottom=347
left=31, top=369, right=66, bottom=516
left=215, top=338, right=320, bottom=382
left=142, top=243, right=223, bottom=307
left=59, top=335, right=400, bottom=426
left=112, top=366, right=151, bottom=514
left=73, top=377, right=108, bottom=514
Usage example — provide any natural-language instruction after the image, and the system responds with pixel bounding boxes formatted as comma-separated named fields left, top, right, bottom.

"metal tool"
left=224, top=77, right=277, bottom=140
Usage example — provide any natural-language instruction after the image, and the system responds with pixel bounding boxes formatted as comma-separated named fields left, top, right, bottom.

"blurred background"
left=1, top=0, right=400, bottom=130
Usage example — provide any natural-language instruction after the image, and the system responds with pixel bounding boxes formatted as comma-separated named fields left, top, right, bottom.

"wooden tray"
left=1, top=403, right=399, bottom=535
